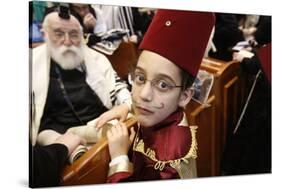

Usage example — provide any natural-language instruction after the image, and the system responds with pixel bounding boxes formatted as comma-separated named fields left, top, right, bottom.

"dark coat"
left=29, top=141, right=68, bottom=187
left=209, top=13, right=244, bottom=61
left=221, top=46, right=271, bottom=175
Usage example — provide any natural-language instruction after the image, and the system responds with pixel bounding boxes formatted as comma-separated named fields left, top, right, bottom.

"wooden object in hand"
left=61, top=116, right=137, bottom=186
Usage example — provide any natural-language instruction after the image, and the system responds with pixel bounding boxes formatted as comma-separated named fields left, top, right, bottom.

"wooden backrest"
left=106, top=42, right=140, bottom=79
left=61, top=117, right=137, bottom=186
left=184, top=57, right=248, bottom=177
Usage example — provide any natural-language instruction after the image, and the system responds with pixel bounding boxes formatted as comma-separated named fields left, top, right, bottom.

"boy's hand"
left=96, top=103, right=130, bottom=128
left=107, top=122, right=136, bottom=159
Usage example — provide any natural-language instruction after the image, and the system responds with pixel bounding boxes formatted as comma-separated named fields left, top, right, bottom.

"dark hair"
left=69, top=3, right=96, bottom=33
left=180, top=68, right=196, bottom=91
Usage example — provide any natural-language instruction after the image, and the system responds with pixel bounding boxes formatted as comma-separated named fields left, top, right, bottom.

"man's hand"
left=83, top=13, right=96, bottom=29
left=242, top=27, right=257, bottom=38
left=96, top=103, right=130, bottom=128
left=233, top=49, right=254, bottom=62
left=129, top=34, right=138, bottom=44
left=106, top=122, right=136, bottom=159
left=54, top=133, right=86, bottom=156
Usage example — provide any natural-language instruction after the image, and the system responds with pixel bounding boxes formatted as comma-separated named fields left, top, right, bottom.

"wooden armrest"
left=60, top=116, right=137, bottom=186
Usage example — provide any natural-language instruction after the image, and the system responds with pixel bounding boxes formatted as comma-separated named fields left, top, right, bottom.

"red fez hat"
left=139, top=9, right=215, bottom=77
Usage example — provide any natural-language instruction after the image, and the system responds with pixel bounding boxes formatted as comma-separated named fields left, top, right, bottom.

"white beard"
left=46, top=38, right=85, bottom=70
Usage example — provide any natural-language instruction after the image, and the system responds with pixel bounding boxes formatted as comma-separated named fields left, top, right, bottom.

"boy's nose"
left=139, top=82, right=153, bottom=102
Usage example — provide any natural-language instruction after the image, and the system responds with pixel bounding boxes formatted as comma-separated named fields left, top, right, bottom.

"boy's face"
left=131, top=50, right=192, bottom=127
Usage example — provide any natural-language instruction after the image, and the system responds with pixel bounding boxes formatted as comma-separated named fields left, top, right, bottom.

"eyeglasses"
left=50, top=29, right=81, bottom=43
left=129, top=72, right=182, bottom=93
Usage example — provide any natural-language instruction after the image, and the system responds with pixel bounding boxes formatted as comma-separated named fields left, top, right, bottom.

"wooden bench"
left=186, top=58, right=249, bottom=177
left=105, top=42, right=139, bottom=79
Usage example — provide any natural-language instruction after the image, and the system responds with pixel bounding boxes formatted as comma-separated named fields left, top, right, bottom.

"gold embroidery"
left=133, top=124, right=198, bottom=171
left=178, top=113, right=189, bottom=126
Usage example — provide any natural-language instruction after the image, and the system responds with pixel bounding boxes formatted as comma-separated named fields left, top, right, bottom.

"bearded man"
left=31, top=11, right=132, bottom=146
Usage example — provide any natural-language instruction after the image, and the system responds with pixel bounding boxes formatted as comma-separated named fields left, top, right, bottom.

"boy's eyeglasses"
left=129, top=72, right=182, bottom=93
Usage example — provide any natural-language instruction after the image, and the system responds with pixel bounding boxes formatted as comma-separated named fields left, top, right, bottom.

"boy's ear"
left=178, top=89, right=194, bottom=108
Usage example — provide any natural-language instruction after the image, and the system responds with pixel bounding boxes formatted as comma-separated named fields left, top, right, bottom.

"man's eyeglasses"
left=51, top=29, right=81, bottom=43
left=129, top=72, right=182, bottom=93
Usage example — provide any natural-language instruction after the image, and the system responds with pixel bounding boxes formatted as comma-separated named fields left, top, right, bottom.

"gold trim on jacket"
left=132, top=113, right=198, bottom=178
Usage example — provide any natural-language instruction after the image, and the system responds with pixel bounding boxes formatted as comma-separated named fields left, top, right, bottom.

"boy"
left=104, top=9, right=215, bottom=182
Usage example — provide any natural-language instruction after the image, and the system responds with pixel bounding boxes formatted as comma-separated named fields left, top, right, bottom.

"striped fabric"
left=118, top=7, right=135, bottom=37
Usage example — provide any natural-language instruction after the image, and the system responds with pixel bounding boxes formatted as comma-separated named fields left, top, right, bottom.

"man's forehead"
left=47, top=12, right=80, bottom=29
left=50, top=20, right=80, bottom=30
left=49, top=17, right=80, bottom=31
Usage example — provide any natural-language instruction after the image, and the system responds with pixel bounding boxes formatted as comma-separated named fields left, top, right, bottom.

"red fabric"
left=107, top=110, right=193, bottom=182
left=107, top=172, right=133, bottom=183
left=139, top=9, right=215, bottom=77
left=138, top=110, right=192, bottom=179
left=257, top=43, right=271, bottom=84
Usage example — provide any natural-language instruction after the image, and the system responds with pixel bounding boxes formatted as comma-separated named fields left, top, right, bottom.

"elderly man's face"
left=47, top=16, right=82, bottom=47
left=44, top=13, right=84, bottom=70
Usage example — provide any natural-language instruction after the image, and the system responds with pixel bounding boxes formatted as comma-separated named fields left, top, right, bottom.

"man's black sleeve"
left=29, top=141, right=68, bottom=187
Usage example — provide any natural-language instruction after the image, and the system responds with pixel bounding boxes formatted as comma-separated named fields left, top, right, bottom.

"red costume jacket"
left=107, top=110, right=198, bottom=182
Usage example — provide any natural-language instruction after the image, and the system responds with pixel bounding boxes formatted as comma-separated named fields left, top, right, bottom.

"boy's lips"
left=135, top=105, right=154, bottom=115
